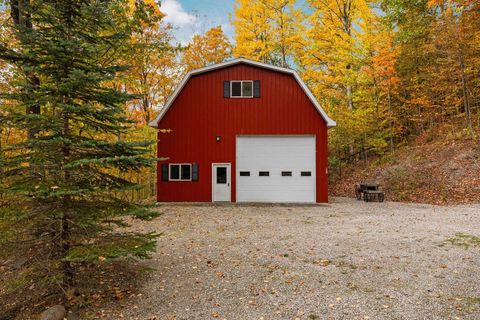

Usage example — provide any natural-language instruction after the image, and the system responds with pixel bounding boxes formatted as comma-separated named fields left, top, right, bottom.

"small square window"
left=301, top=171, right=312, bottom=177
left=259, top=171, right=269, bottom=177
left=240, top=171, right=250, bottom=176
left=231, top=81, right=242, bottom=97
left=281, top=171, right=292, bottom=177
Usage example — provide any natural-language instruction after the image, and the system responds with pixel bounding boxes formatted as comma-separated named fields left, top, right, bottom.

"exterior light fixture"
left=216, top=135, right=221, bottom=142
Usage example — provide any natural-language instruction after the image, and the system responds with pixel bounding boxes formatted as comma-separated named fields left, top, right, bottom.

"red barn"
left=149, top=58, right=336, bottom=203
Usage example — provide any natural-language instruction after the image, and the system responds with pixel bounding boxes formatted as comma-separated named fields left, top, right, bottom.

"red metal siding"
left=156, top=63, right=329, bottom=203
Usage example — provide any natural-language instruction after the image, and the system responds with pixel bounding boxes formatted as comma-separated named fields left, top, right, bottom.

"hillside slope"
left=330, top=129, right=480, bottom=205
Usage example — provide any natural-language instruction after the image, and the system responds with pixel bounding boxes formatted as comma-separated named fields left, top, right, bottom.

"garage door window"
left=281, top=171, right=292, bottom=177
left=301, top=171, right=312, bottom=177
left=240, top=171, right=250, bottom=176
left=259, top=171, right=269, bottom=177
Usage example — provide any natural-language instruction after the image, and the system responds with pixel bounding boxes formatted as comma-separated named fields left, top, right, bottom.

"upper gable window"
left=231, top=81, right=253, bottom=98
left=224, top=80, right=260, bottom=98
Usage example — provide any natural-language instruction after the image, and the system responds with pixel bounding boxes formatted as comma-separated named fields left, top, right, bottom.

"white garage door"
left=236, top=136, right=316, bottom=203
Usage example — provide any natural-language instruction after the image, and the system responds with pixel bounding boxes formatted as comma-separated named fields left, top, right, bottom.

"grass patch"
left=3, top=274, right=29, bottom=293
left=448, top=296, right=480, bottom=314
left=463, top=296, right=480, bottom=314
left=443, top=233, right=480, bottom=248
left=335, top=260, right=358, bottom=270
left=347, top=282, right=376, bottom=293
left=464, top=296, right=480, bottom=305
left=140, top=266, right=157, bottom=273
left=311, top=258, right=331, bottom=266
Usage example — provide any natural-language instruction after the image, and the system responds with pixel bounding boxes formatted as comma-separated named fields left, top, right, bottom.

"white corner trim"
left=148, top=58, right=336, bottom=128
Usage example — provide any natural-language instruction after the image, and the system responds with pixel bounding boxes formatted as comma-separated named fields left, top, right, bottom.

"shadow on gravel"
left=154, top=202, right=332, bottom=208
left=0, top=259, right=151, bottom=320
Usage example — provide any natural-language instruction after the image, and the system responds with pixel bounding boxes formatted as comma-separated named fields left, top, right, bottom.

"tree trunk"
left=60, top=1, right=75, bottom=287
left=10, top=0, right=41, bottom=139
left=458, top=45, right=473, bottom=136
left=387, top=84, right=395, bottom=153
left=141, top=91, right=150, bottom=124
left=340, top=2, right=355, bottom=155
left=61, top=114, right=73, bottom=286
left=346, top=83, right=354, bottom=110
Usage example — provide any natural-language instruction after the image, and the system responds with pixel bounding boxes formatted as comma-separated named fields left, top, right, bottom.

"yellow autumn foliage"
left=232, top=0, right=304, bottom=67
left=182, top=26, right=232, bottom=72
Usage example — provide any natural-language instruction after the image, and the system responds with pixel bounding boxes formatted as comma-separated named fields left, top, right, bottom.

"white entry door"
left=212, top=164, right=231, bottom=202
left=236, top=136, right=316, bottom=203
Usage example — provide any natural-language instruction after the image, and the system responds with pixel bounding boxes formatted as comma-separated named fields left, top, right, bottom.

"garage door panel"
left=237, top=185, right=313, bottom=191
left=236, top=136, right=315, bottom=203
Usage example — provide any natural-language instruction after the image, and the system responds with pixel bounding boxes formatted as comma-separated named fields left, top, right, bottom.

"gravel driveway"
left=104, top=198, right=480, bottom=320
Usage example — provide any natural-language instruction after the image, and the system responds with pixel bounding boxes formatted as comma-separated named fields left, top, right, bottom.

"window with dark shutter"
left=223, top=81, right=230, bottom=98
left=228, top=81, right=254, bottom=98
left=169, top=164, right=193, bottom=181
left=253, top=80, right=260, bottom=97
left=192, top=163, right=199, bottom=181
left=161, top=164, right=169, bottom=181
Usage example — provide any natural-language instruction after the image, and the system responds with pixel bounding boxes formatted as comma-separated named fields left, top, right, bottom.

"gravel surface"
left=104, top=198, right=480, bottom=320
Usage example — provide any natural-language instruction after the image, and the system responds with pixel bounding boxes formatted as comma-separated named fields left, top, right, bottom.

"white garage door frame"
left=235, top=135, right=317, bottom=203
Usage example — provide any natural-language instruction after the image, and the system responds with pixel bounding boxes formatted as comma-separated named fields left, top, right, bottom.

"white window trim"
left=169, top=163, right=192, bottom=181
left=230, top=80, right=254, bottom=98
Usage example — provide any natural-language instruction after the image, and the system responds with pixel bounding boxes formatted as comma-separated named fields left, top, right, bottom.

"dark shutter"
left=223, top=81, right=230, bottom=98
left=161, top=164, right=169, bottom=181
left=253, top=80, right=260, bottom=97
left=192, top=163, right=199, bottom=181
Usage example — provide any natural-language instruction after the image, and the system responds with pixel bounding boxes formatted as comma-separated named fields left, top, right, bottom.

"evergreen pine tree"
left=0, top=0, right=160, bottom=300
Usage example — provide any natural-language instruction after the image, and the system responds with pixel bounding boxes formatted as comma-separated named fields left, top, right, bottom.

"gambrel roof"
left=148, top=58, right=336, bottom=128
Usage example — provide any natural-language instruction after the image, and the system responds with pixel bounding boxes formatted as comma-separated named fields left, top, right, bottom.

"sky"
left=160, top=0, right=236, bottom=44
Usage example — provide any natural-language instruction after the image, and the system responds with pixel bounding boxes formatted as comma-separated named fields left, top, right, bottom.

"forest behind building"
left=0, top=0, right=479, bottom=318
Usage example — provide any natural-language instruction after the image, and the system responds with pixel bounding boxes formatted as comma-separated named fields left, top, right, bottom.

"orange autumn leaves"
left=182, top=26, right=232, bottom=72
left=115, top=0, right=479, bottom=157
left=232, top=0, right=480, bottom=159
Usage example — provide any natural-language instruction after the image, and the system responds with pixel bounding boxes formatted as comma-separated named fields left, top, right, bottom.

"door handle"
left=228, top=183, right=230, bottom=187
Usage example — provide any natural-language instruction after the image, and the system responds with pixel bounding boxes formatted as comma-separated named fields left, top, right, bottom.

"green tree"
left=0, top=0, right=161, bottom=309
